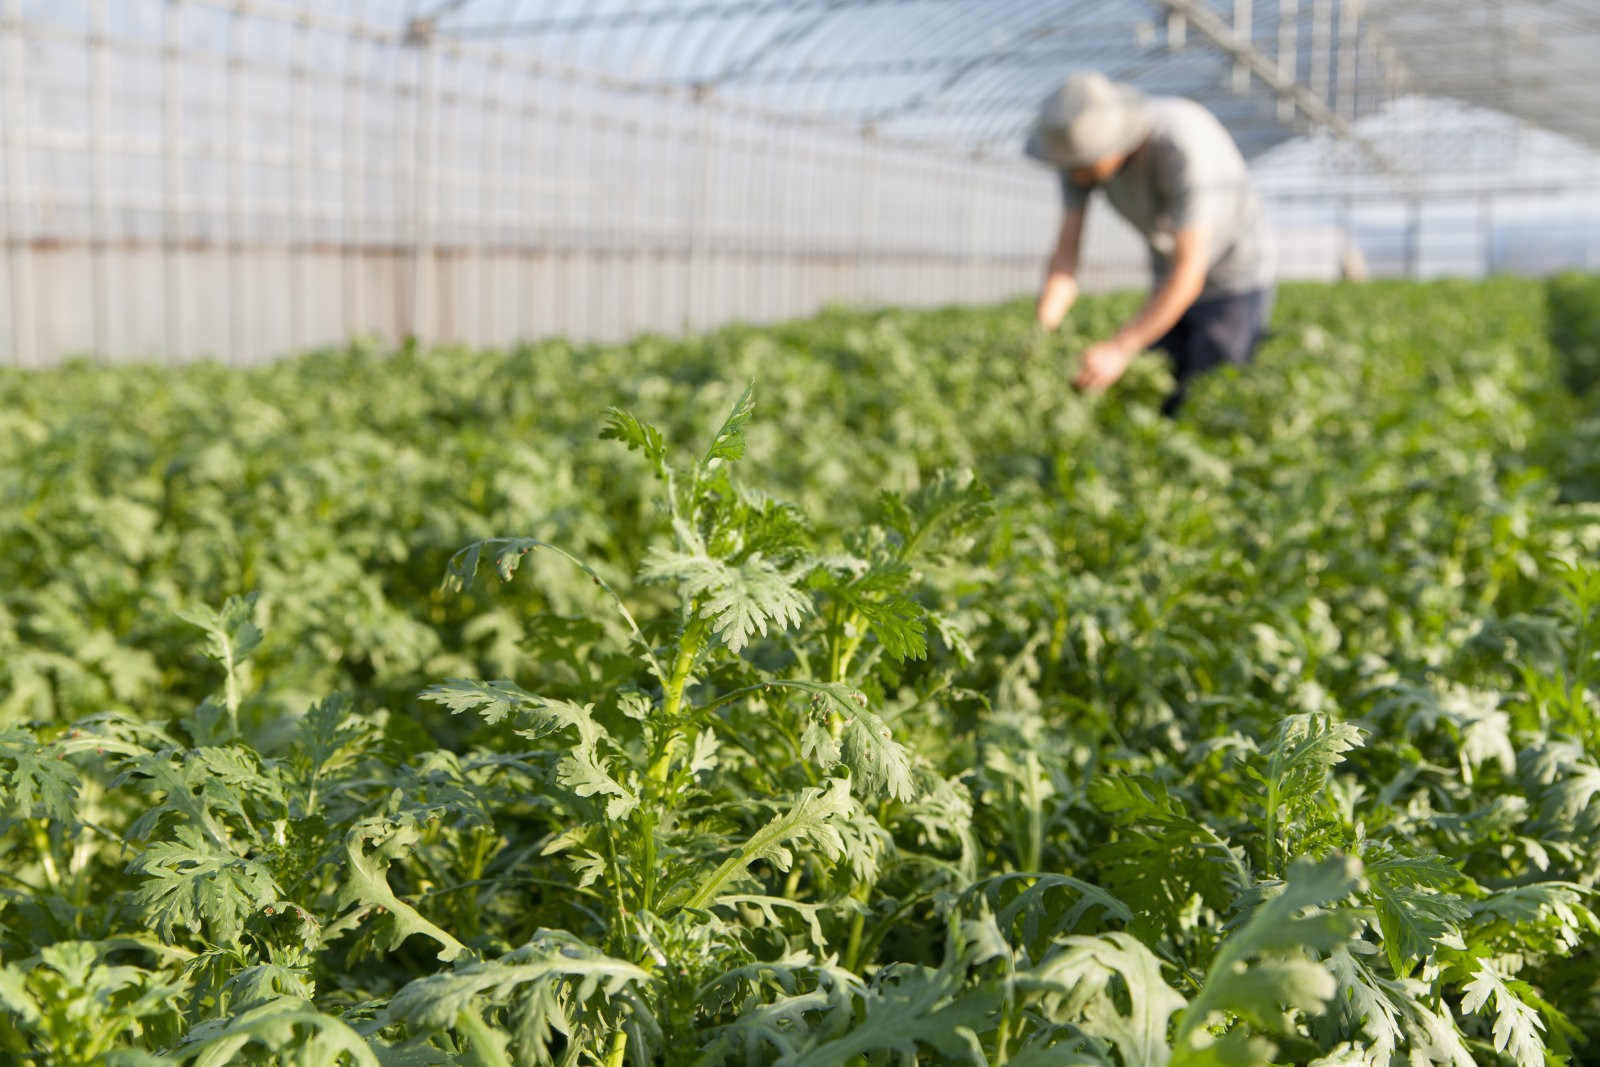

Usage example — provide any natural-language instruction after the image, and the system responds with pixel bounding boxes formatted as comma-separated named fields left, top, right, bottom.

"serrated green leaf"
left=335, top=819, right=467, bottom=962
left=0, top=729, right=79, bottom=826
left=127, top=824, right=281, bottom=944
left=1461, top=963, right=1546, bottom=1066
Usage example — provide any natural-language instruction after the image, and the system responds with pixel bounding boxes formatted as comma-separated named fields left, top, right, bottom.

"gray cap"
left=1024, top=71, right=1152, bottom=169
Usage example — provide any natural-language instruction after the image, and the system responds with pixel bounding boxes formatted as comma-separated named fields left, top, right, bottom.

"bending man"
left=1027, top=72, right=1275, bottom=415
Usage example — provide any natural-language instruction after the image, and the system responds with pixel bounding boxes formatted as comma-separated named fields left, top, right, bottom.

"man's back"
left=1066, top=97, right=1274, bottom=299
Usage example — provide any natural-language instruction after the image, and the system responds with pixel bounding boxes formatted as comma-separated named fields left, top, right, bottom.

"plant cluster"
left=3, top=277, right=1600, bottom=1063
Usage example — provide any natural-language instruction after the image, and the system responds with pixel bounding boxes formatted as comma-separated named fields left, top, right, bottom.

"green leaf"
left=702, top=383, right=756, bottom=468
left=0, top=964, right=40, bottom=1026
left=874, top=468, right=993, bottom=563
left=674, top=778, right=853, bottom=911
left=962, top=873, right=1134, bottom=956
left=384, top=930, right=650, bottom=1038
left=554, top=749, right=637, bottom=820
left=811, top=559, right=928, bottom=663
left=179, top=593, right=263, bottom=668
left=599, top=407, right=668, bottom=468
left=1364, top=849, right=1469, bottom=976
left=1021, top=932, right=1187, bottom=1067
left=293, top=693, right=368, bottom=778
left=175, top=998, right=381, bottom=1067
left=1461, top=962, right=1547, bottom=1066
left=642, top=549, right=810, bottom=654
left=335, top=818, right=467, bottom=962
left=1256, top=714, right=1366, bottom=808
left=127, top=824, right=282, bottom=944
left=118, top=746, right=276, bottom=849
left=1173, top=855, right=1361, bottom=1063
left=793, top=683, right=918, bottom=801
left=783, top=918, right=999, bottom=1066
left=0, top=729, right=79, bottom=827
left=422, top=679, right=607, bottom=750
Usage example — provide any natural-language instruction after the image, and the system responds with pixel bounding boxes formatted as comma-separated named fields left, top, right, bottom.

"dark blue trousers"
left=1153, top=287, right=1274, bottom=415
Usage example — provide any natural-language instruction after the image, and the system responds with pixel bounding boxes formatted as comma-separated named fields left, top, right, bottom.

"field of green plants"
left=3, top=275, right=1600, bottom=1065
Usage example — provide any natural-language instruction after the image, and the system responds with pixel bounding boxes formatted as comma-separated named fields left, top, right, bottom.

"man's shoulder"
left=1146, top=97, right=1231, bottom=142
left=1143, top=97, right=1245, bottom=170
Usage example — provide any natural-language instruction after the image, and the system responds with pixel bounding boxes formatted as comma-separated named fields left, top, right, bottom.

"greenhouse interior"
left=4, top=1, right=1600, bottom=1064
left=4, top=0, right=1599, bottom=362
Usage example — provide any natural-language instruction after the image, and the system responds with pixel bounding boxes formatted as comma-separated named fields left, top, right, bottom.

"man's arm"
left=1035, top=206, right=1086, bottom=331
left=1073, top=223, right=1209, bottom=391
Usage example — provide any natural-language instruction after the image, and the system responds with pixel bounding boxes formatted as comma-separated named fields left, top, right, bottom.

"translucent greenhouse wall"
left=3, top=2, right=1595, bottom=367
left=2, top=2, right=1091, bottom=366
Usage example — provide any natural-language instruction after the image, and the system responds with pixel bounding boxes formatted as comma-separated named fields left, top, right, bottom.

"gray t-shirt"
left=1060, top=97, right=1274, bottom=299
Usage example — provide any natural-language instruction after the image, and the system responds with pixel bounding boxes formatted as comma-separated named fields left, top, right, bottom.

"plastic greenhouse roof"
left=20, top=1, right=1598, bottom=170
left=380, top=0, right=1600, bottom=164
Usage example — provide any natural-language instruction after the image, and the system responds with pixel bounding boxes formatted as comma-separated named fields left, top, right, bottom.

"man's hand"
left=1072, top=337, right=1137, bottom=392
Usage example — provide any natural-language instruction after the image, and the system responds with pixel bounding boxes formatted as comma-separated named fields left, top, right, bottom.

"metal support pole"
left=342, top=18, right=367, bottom=343
left=963, top=166, right=981, bottom=299
left=1336, top=0, right=1361, bottom=123
left=483, top=55, right=507, bottom=345
left=411, top=44, right=440, bottom=343
left=163, top=0, right=185, bottom=362
left=684, top=103, right=711, bottom=333
left=1233, top=0, right=1253, bottom=93
left=1156, top=0, right=1391, bottom=168
left=586, top=104, right=606, bottom=339
left=1310, top=0, right=1332, bottom=110
left=1405, top=197, right=1421, bottom=279
left=1478, top=193, right=1494, bottom=277
left=3, top=0, right=37, bottom=366
left=624, top=113, right=644, bottom=338
left=854, top=136, right=879, bottom=304
left=289, top=10, right=310, bottom=352
left=1277, top=0, right=1298, bottom=122
left=226, top=8, right=245, bottom=363
left=90, top=0, right=111, bottom=359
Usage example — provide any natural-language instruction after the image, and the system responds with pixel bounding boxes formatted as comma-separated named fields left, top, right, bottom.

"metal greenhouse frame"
left=3, top=0, right=1598, bottom=366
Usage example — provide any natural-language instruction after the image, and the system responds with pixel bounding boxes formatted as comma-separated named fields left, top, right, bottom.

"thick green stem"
left=995, top=1007, right=1014, bottom=1063
left=836, top=626, right=869, bottom=682
left=604, top=1028, right=628, bottom=1067
left=1022, top=751, right=1043, bottom=874
left=31, top=822, right=60, bottom=889
left=652, top=617, right=709, bottom=781
left=455, top=1009, right=512, bottom=1067
left=220, top=631, right=241, bottom=737
left=1264, top=780, right=1280, bottom=878
left=641, top=617, right=709, bottom=914
left=841, top=879, right=873, bottom=972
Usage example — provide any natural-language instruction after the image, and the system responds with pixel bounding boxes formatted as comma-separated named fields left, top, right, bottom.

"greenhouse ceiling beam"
left=695, top=37, right=1161, bottom=86
left=862, top=6, right=1101, bottom=124
left=437, top=0, right=931, bottom=39
left=708, top=8, right=837, bottom=85
left=961, top=98, right=1303, bottom=148
left=782, top=0, right=1089, bottom=133
left=404, top=0, right=473, bottom=44
left=1155, top=0, right=1393, bottom=171
left=830, top=76, right=1292, bottom=121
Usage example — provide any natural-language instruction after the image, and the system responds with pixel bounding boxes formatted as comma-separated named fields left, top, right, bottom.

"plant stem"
left=32, top=822, right=60, bottom=889
left=1022, top=751, right=1043, bottom=874
left=641, top=616, right=708, bottom=914
left=455, top=1009, right=513, bottom=1067
left=220, top=630, right=241, bottom=737
left=995, top=1008, right=1014, bottom=1063
left=841, top=879, right=873, bottom=972
left=604, top=1028, right=628, bottom=1067
left=1264, top=779, right=1280, bottom=879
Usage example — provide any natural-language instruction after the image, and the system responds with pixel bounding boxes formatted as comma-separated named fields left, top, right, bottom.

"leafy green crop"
left=2, top=277, right=1599, bottom=1063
